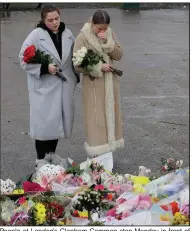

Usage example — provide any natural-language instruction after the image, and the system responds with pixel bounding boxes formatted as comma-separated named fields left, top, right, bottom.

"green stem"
left=88, top=211, right=93, bottom=222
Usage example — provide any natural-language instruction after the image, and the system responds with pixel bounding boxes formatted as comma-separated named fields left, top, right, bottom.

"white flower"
left=78, top=51, right=86, bottom=58
left=77, top=56, right=83, bottom=63
left=72, top=57, right=77, bottom=62
left=73, top=60, right=80, bottom=67
left=0, top=179, right=16, bottom=194
left=164, top=165, right=168, bottom=169
left=73, top=52, right=78, bottom=57
left=80, top=46, right=87, bottom=54
left=0, top=200, right=16, bottom=222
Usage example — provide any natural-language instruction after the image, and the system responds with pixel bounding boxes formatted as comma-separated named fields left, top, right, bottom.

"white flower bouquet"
left=0, top=179, right=16, bottom=195
left=72, top=188, right=103, bottom=220
left=72, top=47, right=123, bottom=79
left=34, top=164, right=66, bottom=189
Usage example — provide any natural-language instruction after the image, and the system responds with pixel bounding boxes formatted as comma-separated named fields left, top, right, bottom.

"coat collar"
left=81, top=22, right=114, bottom=55
left=38, top=28, right=73, bottom=66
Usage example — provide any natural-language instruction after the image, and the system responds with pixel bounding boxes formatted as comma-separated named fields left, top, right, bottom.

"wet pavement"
left=1, top=8, right=189, bottom=181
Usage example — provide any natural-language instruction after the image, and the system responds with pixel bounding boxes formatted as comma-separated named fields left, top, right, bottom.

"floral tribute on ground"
left=0, top=155, right=189, bottom=226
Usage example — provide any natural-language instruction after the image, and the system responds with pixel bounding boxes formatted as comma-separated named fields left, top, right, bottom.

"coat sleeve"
left=19, top=29, right=42, bottom=79
left=73, top=33, right=103, bottom=78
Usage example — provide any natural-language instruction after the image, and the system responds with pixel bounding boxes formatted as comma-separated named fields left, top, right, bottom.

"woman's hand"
left=48, top=64, right=59, bottom=75
left=101, top=64, right=113, bottom=72
left=97, top=31, right=106, bottom=40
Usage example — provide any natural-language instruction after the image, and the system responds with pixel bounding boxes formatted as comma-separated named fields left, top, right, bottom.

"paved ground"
left=1, top=8, right=189, bottom=182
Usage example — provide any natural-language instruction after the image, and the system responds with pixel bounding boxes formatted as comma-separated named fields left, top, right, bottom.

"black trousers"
left=35, top=139, right=58, bottom=159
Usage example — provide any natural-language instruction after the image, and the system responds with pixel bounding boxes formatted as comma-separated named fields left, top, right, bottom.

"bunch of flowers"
left=23, top=181, right=46, bottom=193
left=0, top=199, right=16, bottom=223
left=12, top=188, right=24, bottom=195
left=108, top=183, right=133, bottom=196
left=45, top=201, right=64, bottom=224
left=90, top=161, right=105, bottom=184
left=0, top=179, right=16, bottom=194
left=73, top=189, right=102, bottom=212
left=107, top=194, right=152, bottom=220
left=10, top=211, right=29, bottom=226
left=160, top=201, right=180, bottom=215
left=180, top=203, right=189, bottom=217
left=23, top=45, right=66, bottom=81
left=103, top=174, right=128, bottom=190
left=35, top=164, right=66, bottom=189
left=66, top=162, right=84, bottom=176
left=93, top=184, right=115, bottom=202
left=66, top=175, right=85, bottom=186
left=72, top=47, right=123, bottom=78
left=32, top=202, right=46, bottom=225
left=172, top=211, right=189, bottom=225
left=161, top=158, right=183, bottom=173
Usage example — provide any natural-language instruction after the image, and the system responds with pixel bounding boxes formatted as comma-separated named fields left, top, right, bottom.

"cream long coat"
left=73, top=23, right=124, bottom=157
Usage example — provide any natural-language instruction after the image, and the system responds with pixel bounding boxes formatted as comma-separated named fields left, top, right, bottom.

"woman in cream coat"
left=73, top=10, right=124, bottom=158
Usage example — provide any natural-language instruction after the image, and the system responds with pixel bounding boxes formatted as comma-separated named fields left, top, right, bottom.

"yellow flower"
left=160, top=213, right=172, bottom=222
left=174, top=212, right=181, bottom=217
left=34, top=203, right=46, bottom=225
left=151, top=197, right=160, bottom=203
left=78, top=210, right=88, bottom=218
left=133, top=184, right=145, bottom=193
left=57, top=221, right=65, bottom=225
left=131, top=176, right=150, bottom=185
left=12, top=189, right=24, bottom=194
left=173, top=212, right=189, bottom=225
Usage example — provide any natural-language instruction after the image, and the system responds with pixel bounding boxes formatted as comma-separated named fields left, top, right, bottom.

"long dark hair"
left=92, top=10, right=110, bottom=25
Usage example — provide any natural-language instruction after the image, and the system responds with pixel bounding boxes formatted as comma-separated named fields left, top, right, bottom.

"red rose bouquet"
left=23, top=45, right=66, bottom=81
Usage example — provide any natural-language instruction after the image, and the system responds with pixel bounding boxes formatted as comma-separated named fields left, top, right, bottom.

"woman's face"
left=92, top=23, right=108, bottom=35
left=44, top=11, right=60, bottom=32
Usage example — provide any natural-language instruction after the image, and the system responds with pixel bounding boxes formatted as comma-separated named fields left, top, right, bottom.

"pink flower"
left=10, top=211, right=29, bottom=226
left=139, top=194, right=151, bottom=201
left=180, top=204, right=189, bottom=216
left=41, top=176, right=50, bottom=189
left=63, top=174, right=73, bottom=181
left=94, top=184, right=105, bottom=191
left=136, top=200, right=152, bottom=210
left=116, top=194, right=152, bottom=215
left=93, top=174, right=100, bottom=181
left=55, top=174, right=65, bottom=184
left=106, top=206, right=118, bottom=217
left=109, top=184, right=121, bottom=193
left=117, top=198, right=127, bottom=204
left=108, top=183, right=133, bottom=196
left=77, top=177, right=83, bottom=185
left=18, top=196, right=27, bottom=205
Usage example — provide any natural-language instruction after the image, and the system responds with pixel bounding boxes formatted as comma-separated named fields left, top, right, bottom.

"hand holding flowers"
left=23, top=45, right=67, bottom=81
left=72, top=46, right=123, bottom=79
